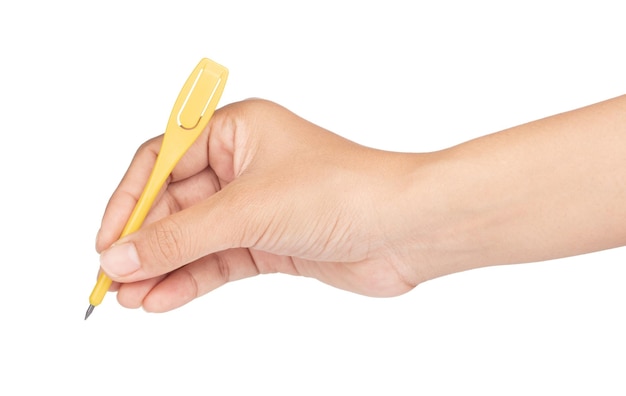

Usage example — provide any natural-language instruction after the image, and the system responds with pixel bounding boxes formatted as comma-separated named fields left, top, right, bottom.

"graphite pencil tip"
left=84, top=304, right=95, bottom=320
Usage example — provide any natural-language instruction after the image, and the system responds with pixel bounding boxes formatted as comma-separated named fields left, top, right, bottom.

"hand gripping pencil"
left=85, top=58, right=228, bottom=319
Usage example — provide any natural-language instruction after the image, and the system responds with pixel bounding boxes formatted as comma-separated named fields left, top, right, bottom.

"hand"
left=96, top=95, right=626, bottom=313
left=96, top=99, right=421, bottom=312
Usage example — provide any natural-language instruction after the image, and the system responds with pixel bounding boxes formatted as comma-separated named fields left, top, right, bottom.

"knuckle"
left=148, top=218, right=186, bottom=270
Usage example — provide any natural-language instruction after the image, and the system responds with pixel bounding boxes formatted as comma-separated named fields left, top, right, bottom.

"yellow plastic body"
left=88, top=58, right=228, bottom=307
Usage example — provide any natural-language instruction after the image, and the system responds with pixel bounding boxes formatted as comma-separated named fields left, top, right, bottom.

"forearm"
left=398, top=95, right=626, bottom=282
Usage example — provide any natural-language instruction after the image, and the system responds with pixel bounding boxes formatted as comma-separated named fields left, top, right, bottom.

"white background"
left=1, top=1, right=625, bottom=394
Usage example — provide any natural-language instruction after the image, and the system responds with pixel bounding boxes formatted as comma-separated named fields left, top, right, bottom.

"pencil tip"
left=85, top=304, right=95, bottom=320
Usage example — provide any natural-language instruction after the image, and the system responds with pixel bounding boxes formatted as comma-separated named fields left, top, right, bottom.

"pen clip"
left=170, top=58, right=229, bottom=134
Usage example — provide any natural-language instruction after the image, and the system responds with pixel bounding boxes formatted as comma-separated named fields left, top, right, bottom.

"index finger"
left=95, top=125, right=212, bottom=253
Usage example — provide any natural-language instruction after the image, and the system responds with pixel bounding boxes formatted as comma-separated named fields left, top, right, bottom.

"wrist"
left=358, top=149, right=456, bottom=286
left=379, top=148, right=513, bottom=285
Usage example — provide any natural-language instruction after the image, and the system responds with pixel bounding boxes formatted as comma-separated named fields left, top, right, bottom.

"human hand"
left=96, top=94, right=626, bottom=313
left=96, top=99, right=422, bottom=312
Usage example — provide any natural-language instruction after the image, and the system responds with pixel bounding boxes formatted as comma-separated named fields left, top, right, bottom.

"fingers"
left=95, top=98, right=390, bottom=307
left=95, top=136, right=163, bottom=253
left=96, top=99, right=301, bottom=282
left=116, top=249, right=261, bottom=312
left=94, top=98, right=265, bottom=253
left=100, top=200, right=216, bottom=282
left=99, top=165, right=287, bottom=280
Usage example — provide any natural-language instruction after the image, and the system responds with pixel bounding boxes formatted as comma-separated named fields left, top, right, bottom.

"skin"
left=96, top=96, right=626, bottom=313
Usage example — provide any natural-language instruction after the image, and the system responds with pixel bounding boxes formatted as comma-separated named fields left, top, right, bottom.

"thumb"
left=99, top=183, right=251, bottom=283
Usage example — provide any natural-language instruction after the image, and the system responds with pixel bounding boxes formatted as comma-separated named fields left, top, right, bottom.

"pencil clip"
left=169, top=58, right=229, bottom=134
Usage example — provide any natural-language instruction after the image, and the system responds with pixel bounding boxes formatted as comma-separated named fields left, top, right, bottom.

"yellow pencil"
left=85, top=58, right=228, bottom=319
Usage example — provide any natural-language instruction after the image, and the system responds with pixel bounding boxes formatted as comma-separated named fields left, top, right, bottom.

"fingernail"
left=100, top=242, right=141, bottom=277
